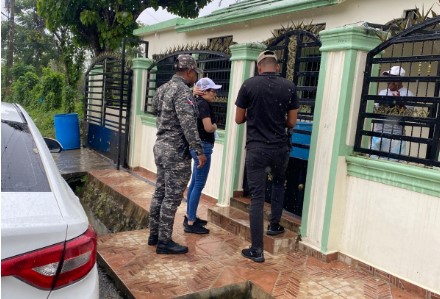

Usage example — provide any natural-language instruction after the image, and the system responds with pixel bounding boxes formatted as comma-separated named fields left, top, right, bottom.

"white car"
left=1, top=103, right=99, bottom=299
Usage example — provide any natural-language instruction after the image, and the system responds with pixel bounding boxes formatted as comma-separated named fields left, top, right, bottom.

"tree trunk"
left=6, top=0, right=15, bottom=87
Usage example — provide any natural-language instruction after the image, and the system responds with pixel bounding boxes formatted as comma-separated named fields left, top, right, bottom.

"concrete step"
left=230, top=196, right=302, bottom=234
left=208, top=205, right=298, bottom=255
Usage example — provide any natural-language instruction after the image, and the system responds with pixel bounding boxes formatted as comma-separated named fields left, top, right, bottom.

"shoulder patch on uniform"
left=186, top=97, right=195, bottom=106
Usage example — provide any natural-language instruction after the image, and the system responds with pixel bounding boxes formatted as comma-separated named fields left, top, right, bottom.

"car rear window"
left=1, top=120, right=51, bottom=192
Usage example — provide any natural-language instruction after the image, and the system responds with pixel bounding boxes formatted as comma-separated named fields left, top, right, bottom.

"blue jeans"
left=186, top=142, right=213, bottom=222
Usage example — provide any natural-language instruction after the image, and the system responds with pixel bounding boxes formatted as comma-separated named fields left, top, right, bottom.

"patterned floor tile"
left=94, top=170, right=426, bottom=299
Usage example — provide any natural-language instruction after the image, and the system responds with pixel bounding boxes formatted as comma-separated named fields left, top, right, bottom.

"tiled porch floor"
left=94, top=169, right=422, bottom=299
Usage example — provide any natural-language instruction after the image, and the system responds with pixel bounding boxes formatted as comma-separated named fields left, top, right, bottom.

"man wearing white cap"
left=372, top=65, right=414, bottom=158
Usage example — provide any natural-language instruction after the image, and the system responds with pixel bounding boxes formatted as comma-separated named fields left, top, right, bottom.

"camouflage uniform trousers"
left=149, top=146, right=191, bottom=242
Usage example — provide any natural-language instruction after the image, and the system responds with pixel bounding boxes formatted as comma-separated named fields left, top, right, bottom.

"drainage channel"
left=68, top=176, right=127, bottom=299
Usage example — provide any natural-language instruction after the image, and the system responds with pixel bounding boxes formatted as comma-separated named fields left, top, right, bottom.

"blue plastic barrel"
left=290, top=122, right=313, bottom=160
left=54, top=113, right=80, bottom=150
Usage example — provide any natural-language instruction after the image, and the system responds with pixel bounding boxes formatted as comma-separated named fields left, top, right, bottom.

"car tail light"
left=2, top=227, right=97, bottom=290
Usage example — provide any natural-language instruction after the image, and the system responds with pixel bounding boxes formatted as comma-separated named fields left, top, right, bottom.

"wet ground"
left=53, top=147, right=116, bottom=179
left=53, top=147, right=435, bottom=299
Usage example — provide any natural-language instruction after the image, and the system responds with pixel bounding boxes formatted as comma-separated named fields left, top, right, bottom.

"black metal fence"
left=249, top=28, right=322, bottom=217
left=266, top=29, right=322, bottom=122
left=84, top=54, right=132, bottom=169
left=354, top=17, right=440, bottom=167
left=144, top=50, right=231, bottom=129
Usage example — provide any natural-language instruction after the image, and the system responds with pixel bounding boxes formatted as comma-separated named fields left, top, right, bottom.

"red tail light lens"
left=1, top=227, right=97, bottom=290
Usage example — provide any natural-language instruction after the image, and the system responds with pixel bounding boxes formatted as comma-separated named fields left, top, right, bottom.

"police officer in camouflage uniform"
left=148, top=54, right=207, bottom=254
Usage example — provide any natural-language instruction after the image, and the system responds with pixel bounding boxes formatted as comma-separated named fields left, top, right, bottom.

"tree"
left=1, top=0, right=59, bottom=99
left=52, top=27, right=85, bottom=87
left=1, top=0, right=59, bottom=73
left=37, top=0, right=212, bottom=56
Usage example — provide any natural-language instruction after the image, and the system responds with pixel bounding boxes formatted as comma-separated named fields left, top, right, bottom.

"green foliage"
left=37, top=0, right=212, bottom=56
left=7, top=66, right=84, bottom=137
left=1, top=0, right=59, bottom=99
left=11, top=71, right=40, bottom=106
left=2, top=0, right=85, bottom=137
left=41, top=68, right=65, bottom=110
left=1, top=0, right=59, bottom=73
left=11, top=64, right=37, bottom=79
left=53, top=27, right=86, bottom=88
left=27, top=107, right=65, bottom=138
left=62, top=85, right=77, bottom=113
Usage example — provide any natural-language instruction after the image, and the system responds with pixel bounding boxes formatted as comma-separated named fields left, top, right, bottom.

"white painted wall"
left=304, top=51, right=345, bottom=250
left=140, top=0, right=437, bottom=58
left=341, top=176, right=440, bottom=293
left=138, top=123, right=223, bottom=200
left=201, top=143, right=223, bottom=199
left=139, top=124, right=157, bottom=173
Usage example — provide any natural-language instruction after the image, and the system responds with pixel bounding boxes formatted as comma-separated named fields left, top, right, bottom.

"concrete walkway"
left=55, top=148, right=425, bottom=299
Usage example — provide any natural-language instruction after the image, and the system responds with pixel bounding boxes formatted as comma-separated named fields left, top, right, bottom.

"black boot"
left=148, top=235, right=158, bottom=246
left=156, top=239, right=188, bottom=254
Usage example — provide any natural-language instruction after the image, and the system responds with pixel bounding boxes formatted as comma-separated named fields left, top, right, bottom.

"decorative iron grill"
left=145, top=50, right=231, bottom=130
left=266, top=29, right=322, bottom=122
left=354, top=17, right=440, bottom=167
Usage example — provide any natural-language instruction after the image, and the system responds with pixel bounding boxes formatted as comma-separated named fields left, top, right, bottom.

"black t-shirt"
left=196, top=96, right=216, bottom=145
left=235, top=72, right=299, bottom=149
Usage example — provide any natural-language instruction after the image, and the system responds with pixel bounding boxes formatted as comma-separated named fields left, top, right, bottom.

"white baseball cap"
left=257, top=50, right=278, bottom=65
left=383, top=66, right=406, bottom=76
left=195, top=78, right=222, bottom=91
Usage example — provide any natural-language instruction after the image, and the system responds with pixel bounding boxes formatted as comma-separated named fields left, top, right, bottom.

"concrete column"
left=300, top=25, right=382, bottom=253
left=217, top=43, right=266, bottom=206
left=128, top=58, right=155, bottom=168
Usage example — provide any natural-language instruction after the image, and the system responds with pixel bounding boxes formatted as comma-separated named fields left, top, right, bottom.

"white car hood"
left=1, top=192, right=87, bottom=259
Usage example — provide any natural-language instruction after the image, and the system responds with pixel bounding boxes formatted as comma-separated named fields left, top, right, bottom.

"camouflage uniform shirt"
left=152, top=74, right=203, bottom=160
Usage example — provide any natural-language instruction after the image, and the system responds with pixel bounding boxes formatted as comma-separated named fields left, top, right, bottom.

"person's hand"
left=197, top=154, right=207, bottom=169
left=193, top=86, right=204, bottom=97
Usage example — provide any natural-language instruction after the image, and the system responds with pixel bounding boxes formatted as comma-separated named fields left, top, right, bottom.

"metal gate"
left=145, top=50, right=232, bottom=129
left=354, top=16, right=440, bottom=166
left=264, top=29, right=322, bottom=217
left=84, top=53, right=133, bottom=169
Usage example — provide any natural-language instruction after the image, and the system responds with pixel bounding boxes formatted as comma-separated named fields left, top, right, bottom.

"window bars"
left=354, top=17, right=440, bottom=167
left=144, top=50, right=231, bottom=130
left=265, top=29, right=321, bottom=122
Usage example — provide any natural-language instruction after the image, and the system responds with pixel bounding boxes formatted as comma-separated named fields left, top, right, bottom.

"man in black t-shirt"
left=235, top=50, right=299, bottom=262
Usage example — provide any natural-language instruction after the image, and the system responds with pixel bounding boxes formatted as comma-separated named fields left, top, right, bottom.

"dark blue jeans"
left=245, top=146, right=289, bottom=250
left=186, top=142, right=213, bottom=222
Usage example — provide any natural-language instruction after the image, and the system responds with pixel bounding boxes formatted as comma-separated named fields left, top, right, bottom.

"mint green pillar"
left=217, top=43, right=266, bottom=206
left=128, top=58, right=155, bottom=168
left=300, top=26, right=381, bottom=253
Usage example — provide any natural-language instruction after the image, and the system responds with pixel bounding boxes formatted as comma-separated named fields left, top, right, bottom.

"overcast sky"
left=137, top=0, right=238, bottom=25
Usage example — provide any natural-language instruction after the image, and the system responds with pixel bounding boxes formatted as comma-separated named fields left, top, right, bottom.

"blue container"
left=290, top=122, right=313, bottom=160
left=54, top=113, right=80, bottom=150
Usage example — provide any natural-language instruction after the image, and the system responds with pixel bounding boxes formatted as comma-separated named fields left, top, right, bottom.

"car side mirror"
left=44, top=137, right=63, bottom=153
